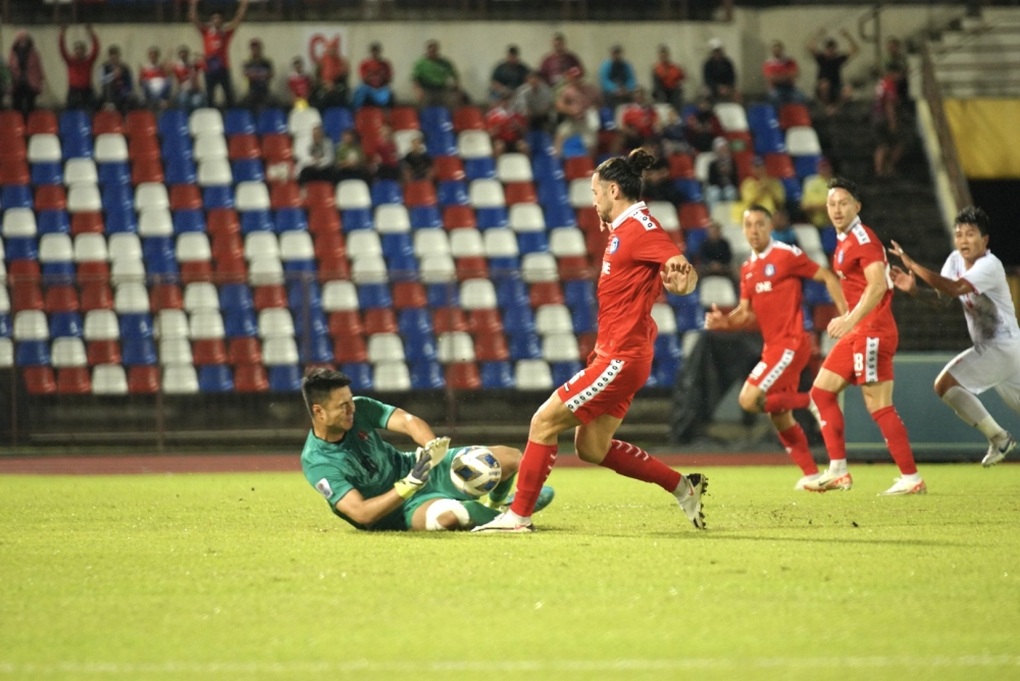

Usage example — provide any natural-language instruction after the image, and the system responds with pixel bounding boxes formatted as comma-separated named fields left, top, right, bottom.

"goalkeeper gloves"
left=393, top=448, right=433, bottom=499
left=421, top=436, right=450, bottom=468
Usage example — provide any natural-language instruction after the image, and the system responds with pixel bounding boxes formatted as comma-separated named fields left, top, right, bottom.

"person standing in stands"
left=352, top=42, right=393, bottom=109
left=474, top=149, right=707, bottom=533
left=806, top=28, right=859, bottom=116
left=189, top=0, right=249, bottom=108
left=59, top=24, right=99, bottom=110
left=538, top=32, right=584, bottom=87
left=139, top=47, right=172, bottom=111
left=171, top=45, right=206, bottom=112
left=100, top=45, right=135, bottom=113
left=8, top=31, right=43, bottom=116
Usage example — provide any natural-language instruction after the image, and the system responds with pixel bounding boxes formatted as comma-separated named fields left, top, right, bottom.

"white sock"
left=901, top=472, right=923, bottom=484
left=828, top=459, right=848, bottom=475
left=507, top=510, right=530, bottom=523
left=942, top=386, right=1007, bottom=442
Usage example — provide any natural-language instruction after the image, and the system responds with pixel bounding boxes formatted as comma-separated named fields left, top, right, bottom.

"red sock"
left=777, top=423, right=818, bottom=475
left=509, top=440, right=558, bottom=517
left=763, top=392, right=810, bottom=414
left=809, top=385, right=846, bottom=461
left=871, top=406, right=918, bottom=475
left=599, top=439, right=683, bottom=493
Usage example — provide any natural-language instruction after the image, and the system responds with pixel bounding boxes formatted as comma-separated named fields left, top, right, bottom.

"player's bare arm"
left=385, top=408, right=438, bottom=448
left=888, top=240, right=976, bottom=298
left=813, top=266, right=849, bottom=316
left=705, top=300, right=754, bottom=330
left=827, top=260, right=887, bottom=339
left=335, top=487, right=406, bottom=527
left=225, top=0, right=250, bottom=32
left=661, top=255, right=698, bottom=295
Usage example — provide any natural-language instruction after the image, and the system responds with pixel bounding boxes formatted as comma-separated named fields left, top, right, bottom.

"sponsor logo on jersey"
left=315, top=478, right=334, bottom=499
left=755, top=280, right=773, bottom=293
left=837, top=250, right=844, bottom=264
left=602, top=260, right=611, bottom=275
left=608, top=236, right=620, bottom=254
left=764, top=263, right=775, bottom=277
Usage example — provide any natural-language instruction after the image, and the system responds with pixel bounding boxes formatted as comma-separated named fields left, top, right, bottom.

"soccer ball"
left=450, top=446, right=502, bottom=497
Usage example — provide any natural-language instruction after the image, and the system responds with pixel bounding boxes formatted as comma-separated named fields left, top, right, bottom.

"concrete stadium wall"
left=2, top=3, right=966, bottom=108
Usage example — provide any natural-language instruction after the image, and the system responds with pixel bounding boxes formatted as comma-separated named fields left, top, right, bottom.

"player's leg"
left=804, top=334, right=854, bottom=491
left=861, top=379, right=926, bottom=494
left=485, top=445, right=522, bottom=504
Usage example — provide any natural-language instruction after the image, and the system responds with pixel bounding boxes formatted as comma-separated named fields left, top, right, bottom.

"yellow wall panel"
left=944, top=99, right=1020, bottom=178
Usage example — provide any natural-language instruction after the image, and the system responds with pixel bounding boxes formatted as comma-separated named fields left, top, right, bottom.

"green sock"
left=488, top=472, right=517, bottom=505
left=464, top=500, right=500, bottom=526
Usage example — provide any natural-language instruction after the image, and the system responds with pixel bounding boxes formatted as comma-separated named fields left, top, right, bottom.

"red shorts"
left=747, top=334, right=811, bottom=394
left=822, top=330, right=898, bottom=385
left=556, top=355, right=652, bottom=424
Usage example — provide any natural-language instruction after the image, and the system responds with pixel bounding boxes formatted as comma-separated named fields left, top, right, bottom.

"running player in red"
left=474, top=149, right=706, bottom=533
left=705, top=205, right=847, bottom=489
left=803, top=177, right=926, bottom=495
left=188, top=0, right=249, bottom=108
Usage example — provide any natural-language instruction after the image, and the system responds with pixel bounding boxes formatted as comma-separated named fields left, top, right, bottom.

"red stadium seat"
left=778, top=103, right=811, bottom=130
left=24, top=367, right=57, bottom=395
left=452, top=106, right=484, bottom=132
left=434, top=156, right=465, bottom=181
left=316, top=254, right=349, bottom=281
left=0, top=136, right=27, bottom=161
left=443, top=205, right=476, bottom=230
left=180, top=260, right=213, bottom=284
left=355, top=107, right=386, bottom=136
left=303, top=181, right=336, bottom=210
left=0, top=159, right=29, bottom=184
left=269, top=181, right=302, bottom=209
left=389, top=106, right=420, bottom=131
left=313, top=231, right=345, bottom=263
left=253, top=285, right=286, bottom=310
left=214, top=254, right=247, bottom=283
left=57, top=367, right=92, bottom=394
left=169, top=184, right=202, bottom=211
left=228, top=338, right=263, bottom=365
left=764, top=152, right=795, bottom=179
left=733, top=150, right=754, bottom=182
left=35, top=185, right=67, bottom=211
left=128, top=134, right=160, bottom=161
left=503, top=182, right=537, bottom=205
left=8, top=262, right=40, bottom=287
left=557, top=256, right=592, bottom=281
left=125, top=110, right=157, bottom=138
left=328, top=311, right=364, bottom=338
left=71, top=212, right=104, bottom=235
left=433, top=307, right=467, bottom=333
left=0, top=110, right=25, bottom=137
left=207, top=208, right=241, bottom=237
left=308, top=206, right=341, bottom=234
left=530, top=282, right=564, bottom=307
left=564, top=156, right=594, bottom=181
left=679, top=202, right=710, bottom=229
left=86, top=340, right=121, bottom=365
left=445, top=361, right=481, bottom=390
left=131, top=158, right=165, bottom=185
left=667, top=153, right=695, bottom=179
left=44, top=285, right=80, bottom=312
left=234, top=363, right=269, bottom=392
left=77, top=261, right=110, bottom=282
left=455, top=256, right=488, bottom=281
left=12, top=282, right=44, bottom=311
left=192, top=339, right=228, bottom=365
left=333, top=335, right=368, bottom=363
left=467, top=309, right=503, bottom=334
left=261, top=134, right=293, bottom=163
left=93, top=110, right=124, bottom=135
left=127, top=366, right=160, bottom=394
left=362, top=308, right=397, bottom=335
left=392, top=281, right=427, bottom=309
left=228, top=133, right=260, bottom=160
left=26, top=110, right=58, bottom=135
left=212, top=233, right=244, bottom=260
left=404, top=180, right=437, bottom=207
left=473, top=333, right=509, bottom=362
left=80, top=282, right=114, bottom=311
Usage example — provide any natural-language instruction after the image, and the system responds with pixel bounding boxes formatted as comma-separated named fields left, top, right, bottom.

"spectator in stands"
left=538, top=32, right=584, bottom=87
left=100, top=45, right=135, bottom=113
left=659, top=107, right=688, bottom=155
left=240, top=39, right=276, bottom=111
left=287, top=57, right=314, bottom=106
left=335, top=128, right=369, bottom=182
left=762, top=40, right=806, bottom=107
left=872, top=63, right=907, bottom=178
left=698, top=220, right=735, bottom=280
left=884, top=37, right=909, bottom=99
left=514, top=70, right=555, bottom=133
left=352, top=42, right=393, bottom=109
left=490, top=45, right=530, bottom=103
left=553, top=66, right=599, bottom=157
left=740, top=155, right=786, bottom=216
left=59, top=24, right=99, bottom=111
left=619, top=87, right=660, bottom=153
left=684, top=94, right=723, bottom=152
left=706, top=136, right=739, bottom=206
left=401, top=133, right=433, bottom=183
left=370, top=124, right=401, bottom=181
left=702, top=38, right=737, bottom=102
left=311, top=36, right=349, bottom=109
left=807, top=29, right=859, bottom=116
left=599, top=44, right=638, bottom=108
left=651, top=44, right=685, bottom=112
left=139, top=47, right=171, bottom=111
left=770, top=208, right=798, bottom=246
left=800, top=156, right=834, bottom=228
left=171, top=45, right=206, bottom=112
left=486, top=91, right=529, bottom=157
left=8, top=30, right=43, bottom=116
left=188, top=0, right=249, bottom=108
left=412, top=40, right=463, bottom=108
left=295, top=124, right=337, bottom=185
left=641, top=156, right=685, bottom=206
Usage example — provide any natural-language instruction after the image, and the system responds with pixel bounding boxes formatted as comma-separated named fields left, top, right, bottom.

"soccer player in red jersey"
left=188, top=0, right=249, bottom=108
left=475, top=149, right=707, bottom=533
left=803, top=178, right=926, bottom=495
left=705, top=205, right=846, bottom=489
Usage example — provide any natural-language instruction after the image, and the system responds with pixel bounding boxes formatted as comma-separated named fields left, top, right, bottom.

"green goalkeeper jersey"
left=300, top=396, right=415, bottom=531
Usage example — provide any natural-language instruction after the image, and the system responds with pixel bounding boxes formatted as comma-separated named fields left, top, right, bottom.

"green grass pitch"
left=2, top=463, right=1019, bottom=680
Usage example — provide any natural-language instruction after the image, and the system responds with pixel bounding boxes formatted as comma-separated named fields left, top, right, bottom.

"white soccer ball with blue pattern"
left=450, top=446, right=502, bottom=497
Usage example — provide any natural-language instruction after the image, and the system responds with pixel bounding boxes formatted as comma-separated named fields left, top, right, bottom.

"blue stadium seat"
left=802, top=279, right=831, bottom=306
left=62, top=134, right=93, bottom=159
left=398, top=309, right=433, bottom=336
left=371, top=179, right=403, bottom=206
left=410, top=360, right=445, bottom=389
left=122, top=337, right=157, bottom=365
left=158, top=110, right=189, bottom=139
left=119, top=313, right=153, bottom=340
left=480, top=361, right=515, bottom=388
left=551, top=361, right=583, bottom=385
left=162, top=137, right=194, bottom=163
left=387, top=253, right=419, bottom=281
left=59, top=110, right=91, bottom=139
left=298, top=333, right=333, bottom=364
left=287, top=280, right=322, bottom=311
left=240, top=210, right=273, bottom=233
left=31, top=162, right=63, bottom=185
left=560, top=135, right=588, bottom=159
left=488, top=256, right=520, bottom=279
left=820, top=226, right=837, bottom=253
left=283, top=259, right=317, bottom=276
left=670, top=293, right=702, bottom=332
left=16, top=340, right=51, bottom=366
left=220, top=283, right=255, bottom=311
left=541, top=202, right=576, bottom=229
left=685, top=227, right=709, bottom=260
left=203, top=186, right=235, bottom=209
left=531, top=155, right=565, bottom=182
left=436, top=181, right=468, bottom=207
left=142, top=235, right=174, bottom=260
left=673, top=179, right=704, bottom=203
left=164, top=158, right=197, bottom=185
left=781, top=177, right=803, bottom=204
left=426, top=283, right=458, bottom=308
left=341, top=208, right=373, bottom=231
left=517, top=232, right=549, bottom=254
left=2, top=185, right=33, bottom=209
left=801, top=303, right=814, bottom=332
left=101, top=184, right=132, bottom=213
left=507, top=331, right=541, bottom=360
left=275, top=208, right=308, bottom=233
left=409, top=206, right=443, bottom=229
left=496, top=277, right=529, bottom=308
left=98, top=162, right=130, bottom=186
left=0, top=313, right=10, bottom=338
left=41, top=260, right=76, bottom=283
left=404, top=334, right=437, bottom=361
left=256, top=108, right=287, bottom=136
left=475, top=207, right=508, bottom=229
left=420, top=106, right=453, bottom=134
left=49, top=312, right=83, bottom=338
left=423, top=129, right=457, bottom=156
left=570, top=305, right=596, bottom=334
left=4, top=236, right=38, bottom=260
left=232, top=159, right=265, bottom=182
left=224, top=108, right=256, bottom=136
left=653, top=356, right=681, bottom=387
left=358, top=283, right=393, bottom=309
left=526, top=130, right=555, bottom=158
left=37, top=210, right=70, bottom=235
left=173, top=210, right=206, bottom=234
left=341, top=362, right=373, bottom=391
left=223, top=308, right=257, bottom=337
left=792, top=154, right=821, bottom=180
left=654, top=334, right=682, bottom=359
left=322, top=107, right=354, bottom=142
left=268, top=364, right=302, bottom=392
left=563, top=279, right=595, bottom=309
left=198, top=364, right=234, bottom=392
left=463, top=157, right=496, bottom=180
left=105, top=208, right=138, bottom=234
left=502, top=303, right=535, bottom=332
left=293, top=308, right=328, bottom=338
left=380, top=233, right=413, bottom=259
left=144, top=251, right=179, bottom=279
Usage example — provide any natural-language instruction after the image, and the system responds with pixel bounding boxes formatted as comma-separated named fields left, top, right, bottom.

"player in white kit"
left=888, top=206, right=1020, bottom=466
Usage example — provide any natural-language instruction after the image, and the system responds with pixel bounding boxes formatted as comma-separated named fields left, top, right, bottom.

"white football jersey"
left=941, top=249, right=1020, bottom=345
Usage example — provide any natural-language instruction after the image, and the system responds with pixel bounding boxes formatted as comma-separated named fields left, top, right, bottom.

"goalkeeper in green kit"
left=300, top=368, right=554, bottom=531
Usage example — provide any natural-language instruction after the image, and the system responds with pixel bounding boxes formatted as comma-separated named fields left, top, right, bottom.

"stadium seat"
left=23, top=366, right=57, bottom=394
left=514, top=359, right=553, bottom=390
left=91, top=364, right=128, bottom=394
left=437, top=331, right=475, bottom=363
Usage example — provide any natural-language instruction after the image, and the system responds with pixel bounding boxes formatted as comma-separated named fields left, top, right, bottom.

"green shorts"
left=401, top=447, right=478, bottom=526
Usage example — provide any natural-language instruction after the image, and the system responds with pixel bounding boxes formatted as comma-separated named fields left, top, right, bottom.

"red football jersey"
left=595, top=201, right=682, bottom=361
left=740, top=240, right=819, bottom=346
left=833, top=218, right=896, bottom=334
left=201, top=27, right=235, bottom=70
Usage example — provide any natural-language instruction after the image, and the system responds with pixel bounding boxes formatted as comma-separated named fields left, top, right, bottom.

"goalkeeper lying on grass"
left=300, top=368, right=554, bottom=531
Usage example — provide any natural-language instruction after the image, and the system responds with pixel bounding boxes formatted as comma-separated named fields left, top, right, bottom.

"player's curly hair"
left=301, top=368, right=352, bottom=417
left=955, top=206, right=990, bottom=236
left=595, top=148, right=657, bottom=201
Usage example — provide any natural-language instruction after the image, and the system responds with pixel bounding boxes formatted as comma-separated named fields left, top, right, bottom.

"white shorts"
left=943, top=339, right=1020, bottom=409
